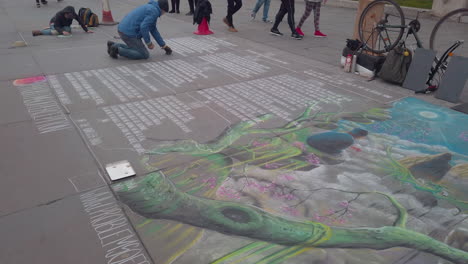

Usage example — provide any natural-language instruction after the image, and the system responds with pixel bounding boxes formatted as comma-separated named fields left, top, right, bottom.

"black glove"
left=163, top=45, right=172, bottom=55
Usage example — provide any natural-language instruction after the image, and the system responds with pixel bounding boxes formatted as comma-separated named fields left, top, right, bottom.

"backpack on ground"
left=378, top=44, right=413, bottom=85
left=79, top=8, right=99, bottom=27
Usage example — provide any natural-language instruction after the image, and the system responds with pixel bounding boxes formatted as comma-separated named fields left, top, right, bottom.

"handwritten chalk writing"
left=73, top=72, right=105, bottom=105
left=65, top=73, right=91, bottom=100
left=116, top=66, right=159, bottom=92
left=304, top=69, right=394, bottom=100
left=165, top=36, right=236, bottom=56
left=48, top=75, right=72, bottom=105
left=200, top=52, right=270, bottom=78
left=102, top=69, right=144, bottom=100
left=142, top=59, right=207, bottom=87
left=76, top=119, right=102, bottom=146
left=142, top=62, right=185, bottom=87
left=151, top=98, right=192, bottom=132
left=18, top=82, right=72, bottom=134
left=91, top=70, right=128, bottom=102
left=102, top=107, right=145, bottom=154
left=246, top=50, right=289, bottom=65
left=80, top=188, right=150, bottom=264
left=198, top=74, right=351, bottom=121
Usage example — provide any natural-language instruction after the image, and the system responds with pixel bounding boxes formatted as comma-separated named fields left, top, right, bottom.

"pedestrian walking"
left=223, top=0, right=242, bottom=32
left=106, top=0, right=172, bottom=60
left=169, top=0, right=180, bottom=13
left=36, top=0, right=63, bottom=8
left=250, top=0, right=272, bottom=23
left=32, top=6, right=93, bottom=36
left=296, top=0, right=327, bottom=37
left=270, top=0, right=302, bottom=39
left=186, top=0, right=198, bottom=15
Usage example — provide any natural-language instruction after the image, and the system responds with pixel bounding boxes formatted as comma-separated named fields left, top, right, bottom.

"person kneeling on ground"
left=32, top=6, right=93, bottom=36
left=107, top=0, right=172, bottom=60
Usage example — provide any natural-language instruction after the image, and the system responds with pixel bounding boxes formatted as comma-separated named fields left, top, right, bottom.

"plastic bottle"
left=351, top=54, right=357, bottom=73
left=344, top=54, right=352, bottom=72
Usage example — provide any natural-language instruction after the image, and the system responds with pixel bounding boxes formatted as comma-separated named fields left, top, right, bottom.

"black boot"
left=109, top=46, right=119, bottom=59
left=41, top=0, right=48, bottom=5
left=32, top=30, right=43, bottom=36
left=107, top=41, right=115, bottom=55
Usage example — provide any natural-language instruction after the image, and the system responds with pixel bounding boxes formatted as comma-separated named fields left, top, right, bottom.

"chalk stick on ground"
left=12, top=41, right=27, bottom=47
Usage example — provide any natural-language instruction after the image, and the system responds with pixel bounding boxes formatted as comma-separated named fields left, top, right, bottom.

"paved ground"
left=0, top=0, right=467, bottom=264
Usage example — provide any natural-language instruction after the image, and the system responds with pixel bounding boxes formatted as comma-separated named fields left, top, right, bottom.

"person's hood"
left=61, top=6, right=76, bottom=14
left=148, top=0, right=158, bottom=8
left=148, top=0, right=167, bottom=15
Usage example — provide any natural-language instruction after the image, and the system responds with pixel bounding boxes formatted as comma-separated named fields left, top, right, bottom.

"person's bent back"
left=32, top=6, right=93, bottom=36
left=107, top=0, right=172, bottom=60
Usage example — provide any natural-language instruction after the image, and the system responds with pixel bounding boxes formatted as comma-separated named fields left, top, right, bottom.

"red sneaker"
left=314, top=30, right=327, bottom=38
left=296, top=27, right=304, bottom=36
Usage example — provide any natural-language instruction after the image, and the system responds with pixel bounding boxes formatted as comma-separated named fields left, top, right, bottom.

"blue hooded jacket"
left=117, top=0, right=166, bottom=47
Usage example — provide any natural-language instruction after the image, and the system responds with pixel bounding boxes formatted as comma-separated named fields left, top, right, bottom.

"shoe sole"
left=107, top=42, right=114, bottom=55
left=291, top=36, right=303, bottom=40
left=314, top=35, right=326, bottom=38
left=270, top=32, right=283, bottom=36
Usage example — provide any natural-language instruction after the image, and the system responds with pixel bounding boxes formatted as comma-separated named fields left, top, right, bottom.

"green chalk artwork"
left=113, top=98, right=468, bottom=264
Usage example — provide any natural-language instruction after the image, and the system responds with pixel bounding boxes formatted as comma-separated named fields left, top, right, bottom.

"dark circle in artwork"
left=221, top=208, right=251, bottom=223
left=307, top=132, right=354, bottom=154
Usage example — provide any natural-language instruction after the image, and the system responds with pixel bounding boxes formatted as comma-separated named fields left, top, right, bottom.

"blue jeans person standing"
left=251, top=0, right=272, bottom=22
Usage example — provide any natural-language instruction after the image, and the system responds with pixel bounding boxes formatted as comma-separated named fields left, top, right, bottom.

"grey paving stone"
left=0, top=80, right=32, bottom=125
left=0, top=118, right=105, bottom=216
left=0, top=186, right=152, bottom=264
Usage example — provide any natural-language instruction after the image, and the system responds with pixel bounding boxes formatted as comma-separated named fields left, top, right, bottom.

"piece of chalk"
left=12, top=41, right=27, bottom=47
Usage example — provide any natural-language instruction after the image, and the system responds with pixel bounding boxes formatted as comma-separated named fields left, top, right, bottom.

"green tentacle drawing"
left=114, top=102, right=468, bottom=264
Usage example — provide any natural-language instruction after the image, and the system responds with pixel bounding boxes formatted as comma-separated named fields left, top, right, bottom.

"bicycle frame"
left=377, top=17, right=463, bottom=89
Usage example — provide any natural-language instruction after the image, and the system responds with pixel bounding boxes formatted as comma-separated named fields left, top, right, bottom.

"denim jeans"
left=113, top=31, right=150, bottom=60
left=252, top=0, right=271, bottom=21
left=41, top=24, right=71, bottom=35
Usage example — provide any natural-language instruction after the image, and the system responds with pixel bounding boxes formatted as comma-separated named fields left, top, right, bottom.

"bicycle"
left=357, top=0, right=467, bottom=92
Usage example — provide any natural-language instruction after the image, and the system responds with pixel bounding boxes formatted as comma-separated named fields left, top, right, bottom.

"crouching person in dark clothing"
left=32, top=6, right=93, bottom=36
left=107, top=0, right=172, bottom=60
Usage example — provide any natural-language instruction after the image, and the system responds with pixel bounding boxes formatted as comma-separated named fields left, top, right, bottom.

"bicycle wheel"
left=430, top=8, right=468, bottom=58
left=358, top=0, right=405, bottom=54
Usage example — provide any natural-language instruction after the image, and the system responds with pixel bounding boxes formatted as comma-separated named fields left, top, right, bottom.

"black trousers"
left=171, top=0, right=180, bottom=12
left=226, top=0, right=242, bottom=27
left=188, top=0, right=198, bottom=13
left=272, top=0, right=296, bottom=33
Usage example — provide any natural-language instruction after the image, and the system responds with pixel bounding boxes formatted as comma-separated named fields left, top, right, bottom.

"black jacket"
left=193, top=0, right=212, bottom=25
left=50, top=6, right=88, bottom=34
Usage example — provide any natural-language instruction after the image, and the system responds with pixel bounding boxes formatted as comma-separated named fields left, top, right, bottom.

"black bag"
left=78, top=7, right=99, bottom=27
left=379, top=45, right=412, bottom=85
left=346, top=39, right=363, bottom=51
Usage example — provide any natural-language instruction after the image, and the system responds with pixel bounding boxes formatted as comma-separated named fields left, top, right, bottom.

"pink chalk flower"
left=292, top=141, right=306, bottom=151
left=305, top=153, right=321, bottom=165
